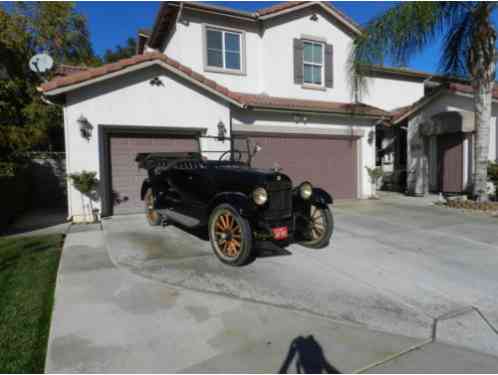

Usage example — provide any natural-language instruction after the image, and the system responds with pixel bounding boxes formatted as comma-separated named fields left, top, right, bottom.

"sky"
left=75, top=1, right=445, bottom=74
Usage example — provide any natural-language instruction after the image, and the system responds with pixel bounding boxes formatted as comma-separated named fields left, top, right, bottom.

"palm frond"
left=348, top=2, right=473, bottom=100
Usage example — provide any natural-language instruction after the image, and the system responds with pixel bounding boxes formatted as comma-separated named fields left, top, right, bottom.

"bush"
left=365, top=166, right=385, bottom=185
left=68, top=171, right=98, bottom=196
left=488, top=162, right=498, bottom=199
left=0, top=165, right=31, bottom=230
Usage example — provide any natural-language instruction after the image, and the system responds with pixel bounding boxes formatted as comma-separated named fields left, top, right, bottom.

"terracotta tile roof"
left=40, top=52, right=387, bottom=118
left=256, top=1, right=308, bottom=16
left=53, top=64, right=88, bottom=77
left=447, top=82, right=498, bottom=98
left=236, top=92, right=389, bottom=117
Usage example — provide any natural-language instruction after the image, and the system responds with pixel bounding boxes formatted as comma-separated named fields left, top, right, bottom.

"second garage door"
left=109, top=134, right=199, bottom=215
left=238, top=134, right=358, bottom=199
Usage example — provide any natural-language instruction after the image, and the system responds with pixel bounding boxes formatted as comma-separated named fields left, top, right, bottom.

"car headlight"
left=252, top=187, right=268, bottom=205
left=300, top=182, right=313, bottom=200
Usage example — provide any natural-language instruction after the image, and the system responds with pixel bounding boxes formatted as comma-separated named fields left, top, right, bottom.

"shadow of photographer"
left=279, top=335, right=340, bottom=374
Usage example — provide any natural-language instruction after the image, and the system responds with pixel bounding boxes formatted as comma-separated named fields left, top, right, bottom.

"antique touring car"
left=136, top=138, right=334, bottom=266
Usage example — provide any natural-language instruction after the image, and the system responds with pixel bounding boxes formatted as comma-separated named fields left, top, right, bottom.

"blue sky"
left=76, top=1, right=444, bottom=74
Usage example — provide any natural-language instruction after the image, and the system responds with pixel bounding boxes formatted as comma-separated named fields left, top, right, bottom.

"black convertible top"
left=135, top=152, right=202, bottom=169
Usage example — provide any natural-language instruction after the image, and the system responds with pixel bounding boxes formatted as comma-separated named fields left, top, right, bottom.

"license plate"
left=272, top=226, right=288, bottom=240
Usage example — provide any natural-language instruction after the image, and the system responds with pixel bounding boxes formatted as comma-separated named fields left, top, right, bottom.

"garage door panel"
left=242, top=134, right=357, bottom=200
left=110, top=135, right=199, bottom=215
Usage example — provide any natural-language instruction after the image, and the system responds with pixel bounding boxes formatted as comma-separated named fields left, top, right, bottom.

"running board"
left=157, top=209, right=201, bottom=228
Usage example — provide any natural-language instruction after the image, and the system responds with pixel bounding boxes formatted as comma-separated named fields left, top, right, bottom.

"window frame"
left=302, top=39, right=325, bottom=88
left=203, top=24, right=246, bottom=76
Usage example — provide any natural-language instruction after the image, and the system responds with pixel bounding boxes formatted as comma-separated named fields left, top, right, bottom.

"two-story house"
left=40, top=1, right=498, bottom=222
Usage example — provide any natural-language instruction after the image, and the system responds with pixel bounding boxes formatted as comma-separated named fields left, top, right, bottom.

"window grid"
left=206, top=28, right=242, bottom=72
left=303, top=41, right=324, bottom=86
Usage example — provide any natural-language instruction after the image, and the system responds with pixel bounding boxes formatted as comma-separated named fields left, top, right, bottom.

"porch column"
left=406, top=117, right=429, bottom=196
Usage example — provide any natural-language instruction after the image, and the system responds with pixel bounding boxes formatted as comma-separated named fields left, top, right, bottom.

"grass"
left=0, top=234, right=63, bottom=373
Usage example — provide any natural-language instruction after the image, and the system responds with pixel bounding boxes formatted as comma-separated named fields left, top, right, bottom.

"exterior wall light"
left=217, top=121, right=227, bottom=141
left=77, top=115, right=93, bottom=141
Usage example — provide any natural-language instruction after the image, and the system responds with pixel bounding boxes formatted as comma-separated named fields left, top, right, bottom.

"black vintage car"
left=136, top=138, right=334, bottom=266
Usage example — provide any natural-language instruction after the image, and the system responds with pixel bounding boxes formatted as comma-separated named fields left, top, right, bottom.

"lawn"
left=0, top=234, right=63, bottom=373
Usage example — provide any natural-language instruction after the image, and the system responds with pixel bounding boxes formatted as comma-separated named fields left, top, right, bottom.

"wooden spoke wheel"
left=299, top=204, right=334, bottom=249
left=209, top=204, right=253, bottom=266
left=310, top=205, right=327, bottom=241
left=144, top=189, right=161, bottom=226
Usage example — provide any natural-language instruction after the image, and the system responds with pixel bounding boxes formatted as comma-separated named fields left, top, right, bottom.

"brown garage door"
left=238, top=134, right=358, bottom=199
left=110, top=134, right=199, bottom=214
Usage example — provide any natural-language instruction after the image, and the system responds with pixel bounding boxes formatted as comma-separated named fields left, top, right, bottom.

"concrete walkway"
left=46, top=221, right=498, bottom=372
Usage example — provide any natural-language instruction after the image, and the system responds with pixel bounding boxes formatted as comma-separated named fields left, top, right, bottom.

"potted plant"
left=68, top=170, right=99, bottom=223
left=365, top=166, right=384, bottom=199
left=488, top=162, right=498, bottom=201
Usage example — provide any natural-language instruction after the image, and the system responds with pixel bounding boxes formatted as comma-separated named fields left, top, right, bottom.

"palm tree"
left=349, top=2, right=496, bottom=201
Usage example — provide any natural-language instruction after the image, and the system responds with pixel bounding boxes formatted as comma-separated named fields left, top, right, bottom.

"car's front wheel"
left=208, top=204, right=253, bottom=266
left=299, top=205, right=334, bottom=249
left=144, top=188, right=162, bottom=226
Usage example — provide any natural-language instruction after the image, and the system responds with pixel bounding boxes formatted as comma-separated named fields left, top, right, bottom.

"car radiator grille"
left=266, top=183, right=292, bottom=218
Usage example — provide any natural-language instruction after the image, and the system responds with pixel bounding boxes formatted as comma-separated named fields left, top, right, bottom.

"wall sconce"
left=77, top=115, right=93, bottom=141
left=217, top=121, right=227, bottom=141
left=293, top=114, right=309, bottom=124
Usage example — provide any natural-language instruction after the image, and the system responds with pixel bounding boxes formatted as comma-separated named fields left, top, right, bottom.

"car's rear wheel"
left=144, top=188, right=162, bottom=226
left=208, top=204, right=253, bottom=266
left=299, top=205, right=334, bottom=249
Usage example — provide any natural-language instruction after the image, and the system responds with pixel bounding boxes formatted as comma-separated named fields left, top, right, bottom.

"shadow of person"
left=279, top=335, right=340, bottom=374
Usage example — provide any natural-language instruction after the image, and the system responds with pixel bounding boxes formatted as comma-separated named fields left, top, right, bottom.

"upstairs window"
left=205, top=27, right=243, bottom=73
left=303, top=41, right=324, bottom=86
left=293, top=37, right=333, bottom=89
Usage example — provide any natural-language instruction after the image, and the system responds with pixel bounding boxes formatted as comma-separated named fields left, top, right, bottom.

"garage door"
left=109, top=134, right=199, bottom=214
left=238, top=134, right=358, bottom=199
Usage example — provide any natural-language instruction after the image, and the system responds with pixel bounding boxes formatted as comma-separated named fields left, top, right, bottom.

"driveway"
left=46, top=194, right=498, bottom=372
left=103, top=193, right=498, bottom=355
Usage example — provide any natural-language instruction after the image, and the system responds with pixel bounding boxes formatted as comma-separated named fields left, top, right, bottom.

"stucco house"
left=39, top=1, right=498, bottom=222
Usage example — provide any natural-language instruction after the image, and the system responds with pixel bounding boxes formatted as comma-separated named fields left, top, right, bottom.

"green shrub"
left=68, top=171, right=98, bottom=196
left=488, top=162, right=498, bottom=198
left=365, top=166, right=385, bottom=185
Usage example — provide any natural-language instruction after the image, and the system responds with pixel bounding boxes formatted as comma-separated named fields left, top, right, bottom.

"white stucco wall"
left=407, top=92, right=498, bottom=195
left=161, top=6, right=424, bottom=111
left=261, top=7, right=353, bottom=102
left=63, top=65, right=230, bottom=220
left=165, top=10, right=263, bottom=93
left=232, top=110, right=376, bottom=198
left=361, top=77, right=425, bottom=111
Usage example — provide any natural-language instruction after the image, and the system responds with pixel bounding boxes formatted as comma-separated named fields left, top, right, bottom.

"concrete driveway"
left=104, top=194, right=498, bottom=353
left=46, top=193, right=498, bottom=372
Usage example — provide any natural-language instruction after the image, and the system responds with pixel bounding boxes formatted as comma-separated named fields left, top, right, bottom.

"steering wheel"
left=219, top=150, right=242, bottom=162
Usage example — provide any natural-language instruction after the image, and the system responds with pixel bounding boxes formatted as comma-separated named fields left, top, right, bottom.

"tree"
left=0, top=2, right=99, bottom=161
left=103, top=37, right=136, bottom=63
left=349, top=2, right=497, bottom=201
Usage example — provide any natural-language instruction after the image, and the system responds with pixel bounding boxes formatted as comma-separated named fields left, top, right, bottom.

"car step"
left=158, top=209, right=200, bottom=228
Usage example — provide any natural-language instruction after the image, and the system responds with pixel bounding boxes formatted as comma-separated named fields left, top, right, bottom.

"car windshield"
left=200, top=136, right=256, bottom=164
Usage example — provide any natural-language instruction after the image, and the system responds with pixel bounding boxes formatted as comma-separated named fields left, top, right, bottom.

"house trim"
left=98, top=125, right=205, bottom=217
left=43, top=59, right=245, bottom=109
left=232, top=123, right=365, bottom=137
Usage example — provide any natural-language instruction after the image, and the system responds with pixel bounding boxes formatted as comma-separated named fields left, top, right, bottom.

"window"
left=303, top=41, right=324, bottom=86
left=206, top=27, right=242, bottom=72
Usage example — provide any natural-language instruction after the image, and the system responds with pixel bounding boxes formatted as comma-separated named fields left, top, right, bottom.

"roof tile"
left=39, top=52, right=387, bottom=118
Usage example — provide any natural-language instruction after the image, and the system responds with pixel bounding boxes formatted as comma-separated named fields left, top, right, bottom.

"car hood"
left=212, top=165, right=292, bottom=192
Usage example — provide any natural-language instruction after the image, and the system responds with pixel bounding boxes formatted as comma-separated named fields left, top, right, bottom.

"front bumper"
left=253, top=211, right=311, bottom=245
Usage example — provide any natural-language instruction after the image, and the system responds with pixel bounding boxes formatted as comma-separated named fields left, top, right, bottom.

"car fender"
left=310, top=187, right=333, bottom=206
left=208, top=192, right=255, bottom=217
left=140, top=179, right=151, bottom=201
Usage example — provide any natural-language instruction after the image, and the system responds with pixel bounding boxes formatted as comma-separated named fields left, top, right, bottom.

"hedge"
left=0, top=166, right=31, bottom=231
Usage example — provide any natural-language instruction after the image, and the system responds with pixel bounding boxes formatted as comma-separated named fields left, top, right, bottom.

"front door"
left=438, top=133, right=464, bottom=193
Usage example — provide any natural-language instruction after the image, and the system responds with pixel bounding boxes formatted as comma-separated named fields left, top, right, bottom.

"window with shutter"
left=295, top=38, right=333, bottom=89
